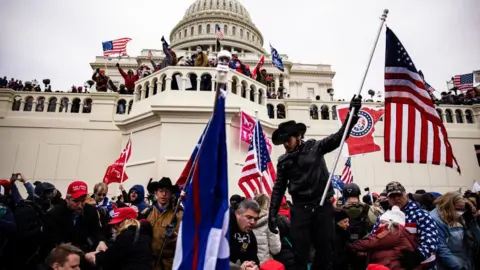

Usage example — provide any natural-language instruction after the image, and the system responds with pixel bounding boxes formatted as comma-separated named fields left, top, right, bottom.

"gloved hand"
left=349, top=95, right=362, bottom=116
left=399, top=249, right=423, bottom=269
left=96, top=68, right=100, bottom=73
left=161, top=36, right=166, bottom=43
left=116, top=63, right=120, bottom=67
left=463, top=202, right=475, bottom=224
left=268, top=215, right=278, bottom=234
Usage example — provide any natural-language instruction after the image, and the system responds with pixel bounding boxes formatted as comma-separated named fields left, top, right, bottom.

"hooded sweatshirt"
left=128, top=185, right=147, bottom=213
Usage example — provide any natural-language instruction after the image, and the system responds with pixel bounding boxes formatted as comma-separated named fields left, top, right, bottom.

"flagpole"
left=120, top=132, right=132, bottom=184
left=320, top=9, right=388, bottom=206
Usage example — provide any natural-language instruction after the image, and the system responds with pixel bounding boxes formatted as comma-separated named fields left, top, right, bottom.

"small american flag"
left=384, top=27, right=460, bottom=172
left=453, top=73, right=473, bottom=91
left=216, top=24, right=224, bottom=40
left=238, top=121, right=276, bottom=199
left=147, top=50, right=153, bottom=60
left=425, top=82, right=436, bottom=93
left=341, top=157, right=353, bottom=184
left=102, top=38, right=132, bottom=57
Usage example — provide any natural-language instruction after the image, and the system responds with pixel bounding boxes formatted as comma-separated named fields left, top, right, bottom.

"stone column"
left=274, top=75, right=280, bottom=95
left=140, top=88, right=146, bottom=100
left=196, top=78, right=201, bottom=91
left=55, top=101, right=60, bottom=113
left=181, top=78, right=187, bottom=91
left=227, top=80, right=232, bottom=93
left=211, top=79, right=216, bottom=92
left=262, top=94, right=267, bottom=105
left=236, top=84, right=241, bottom=96
left=79, top=103, right=84, bottom=114
left=149, top=84, right=154, bottom=96
left=156, top=82, right=162, bottom=95
left=165, top=78, right=172, bottom=91
left=42, top=101, right=48, bottom=113
left=472, top=105, right=480, bottom=126
left=20, top=101, right=25, bottom=111
left=254, top=89, right=259, bottom=103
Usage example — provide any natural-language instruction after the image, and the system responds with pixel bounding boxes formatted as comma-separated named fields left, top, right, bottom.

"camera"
left=364, top=187, right=370, bottom=192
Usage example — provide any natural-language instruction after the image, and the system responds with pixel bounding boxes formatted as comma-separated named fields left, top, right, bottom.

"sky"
left=1, top=0, right=479, bottom=99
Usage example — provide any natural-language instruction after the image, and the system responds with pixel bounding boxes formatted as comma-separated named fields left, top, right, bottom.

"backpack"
left=345, top=203, right=371, bottom=240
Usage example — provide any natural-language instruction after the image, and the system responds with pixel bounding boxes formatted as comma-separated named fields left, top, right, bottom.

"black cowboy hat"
left=147, top=177, right=180, bottom=194
left=272, top=120, right=307, bottom=145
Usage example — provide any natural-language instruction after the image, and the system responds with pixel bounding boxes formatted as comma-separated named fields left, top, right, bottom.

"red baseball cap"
left=67, top=181, right=88, bottom=199
left=109, top=207, right=138, bottom=225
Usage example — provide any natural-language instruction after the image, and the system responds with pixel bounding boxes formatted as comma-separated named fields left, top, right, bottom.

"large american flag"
left=216, top=24, right=224, bottom=40
left=102, top=38, right=132, bottom=57
left=238, top=121, right=276, bottom=199
left=453, top=73, right=473, bottom=91
left=384, top=27, right=460, bottom=172
left=341, top=157, right=353, bottom=184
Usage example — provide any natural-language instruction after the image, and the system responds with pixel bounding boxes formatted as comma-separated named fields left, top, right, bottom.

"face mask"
left=456, top=211, right=465, bottom=217
left=197, top=49, right=202, bottom=53
left=380, top=201, right=390, bottom=211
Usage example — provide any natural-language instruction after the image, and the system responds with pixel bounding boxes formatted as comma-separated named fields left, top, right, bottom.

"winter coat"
left=272, top=215, right=295, bottom=270
left=333, top=225, right=351, bottom=270
left=42, top=200, right=107, bottom=253
left=252, top=210, right=281, bottom=264
left=349, top=225, right=419, bottom=270
left=229, top=211, right=260, bottom=266
left=118, top=67, right=139, bottom=91
left=0, top=204, right=15, bottom=265
left=145, top=203, right=183, bottom=270
left=95, top=223, right=153, bottom=270
left=92, top=72, right=109, bottom=91
left=372, top=200, right=438, bottom=270
left=269, top=114, right=359, bottom=216
left=194, top=52, right=209, bottom=67
left=430, top=208, right=480, bottom=270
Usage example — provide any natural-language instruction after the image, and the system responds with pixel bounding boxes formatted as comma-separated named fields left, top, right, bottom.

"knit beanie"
left=379, top=205, right=406, bottom=226
left=334, top=209, right=349, bottom=223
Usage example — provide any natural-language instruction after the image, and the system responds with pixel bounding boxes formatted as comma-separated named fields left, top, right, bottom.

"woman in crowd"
left=430, top=192, right=480, bottom=270
left=349, top=206, right=419, bottom=270
left=85, top=207, right=152, bottom=270
left=253, top=194, right=281, bottom=265
left=333, top=209, right=350, bottom=270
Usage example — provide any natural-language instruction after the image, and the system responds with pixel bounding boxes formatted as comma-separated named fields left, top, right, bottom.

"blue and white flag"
left=173, top=91, right=230, bottom=270
left=270, top=44, right=284, bottom=72
left=332, top=175, right=344, bottom=192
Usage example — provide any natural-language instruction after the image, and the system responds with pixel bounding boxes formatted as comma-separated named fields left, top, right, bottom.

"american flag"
left=216, top=24, right=224, bottom=40
left=238, top=121, right=276, bottom=199
left=102, top=38, right=132, bottom=57
left=341, top=157, right=353, bottom=184
left=453, top=73, right=473, bottom=91
left=425, top=82, right=436, bottom=93
left=147, top=50, right=153, bottom=60
left=384, top=27, right=460, bottom=172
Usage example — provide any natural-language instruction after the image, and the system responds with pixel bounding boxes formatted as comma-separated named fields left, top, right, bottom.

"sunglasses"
left=96, top=193, right=107, bottom=197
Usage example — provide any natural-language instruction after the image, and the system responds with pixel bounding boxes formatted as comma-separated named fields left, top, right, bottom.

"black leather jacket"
left=269, top=114, right=359, bottom=217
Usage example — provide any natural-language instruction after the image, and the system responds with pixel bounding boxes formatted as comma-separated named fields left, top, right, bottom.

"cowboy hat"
left=147, top=177, right=180, bottom=194
left=272, top=120, right=307, bottom=145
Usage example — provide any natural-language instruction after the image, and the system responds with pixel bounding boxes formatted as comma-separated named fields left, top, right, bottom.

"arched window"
left=310, top=105, right=319, bottom=120
left=232, top=26, right=236, bottom=36
left=258, top=90, right=264, bottom=105
left=240, top=29, right=243, bottom=38
left=198, top=25, right=202, bottom=34
left=36, top=97, right=45, bottom=112
left=71, top=98, right=81, bottom=113
left=12, top=96, right=21, bottom=111
left=59, top=98, right=69, bottom=113
left=445, top=109, right=453, bottom=123
left=191, top=27, right=194, bottom=36
left=206, top=24, right=211, bottom=34
left=455, top=109, right=463, bottom=123
left=117, top=99, right=126, bottom=114
left=250, top=88, right=254, bottom=102
left=465, top=109, right=474, bottom=124
left=277, top=104, right=286, bottom=119
left=267, top=104, right=274, bottom=119
left=321, top=105, right=329, bottom=120
left=128, top=100, right=133, bottom=114
left=83, top=98, right=92, bottom=113
left=184, top=29, right=187, bottom=37
left=436, top=108, right=443, bottom=122
left=47, top=97, right=57, bottom=112
left=247, top=31, right=250, bottom=40
left=24, top=97, right=33, bottom=112
left=332, top=105, right=338, bottom=120
left=224, top=25, right=228, bottom=35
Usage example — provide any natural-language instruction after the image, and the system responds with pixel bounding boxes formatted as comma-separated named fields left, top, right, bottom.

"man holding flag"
left=268, top=96, right=362, bottom=269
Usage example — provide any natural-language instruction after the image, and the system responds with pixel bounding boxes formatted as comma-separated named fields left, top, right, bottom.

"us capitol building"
left=0, top=0, right=479, bottom=196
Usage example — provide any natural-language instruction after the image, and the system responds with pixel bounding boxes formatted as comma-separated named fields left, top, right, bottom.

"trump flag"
left=240, top=111, right=272, bottom=154
left=173, top=91, right=229, bottom=270
left=336, top=105, right=384, bottom=157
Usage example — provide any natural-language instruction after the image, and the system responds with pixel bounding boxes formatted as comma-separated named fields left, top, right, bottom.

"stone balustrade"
left=134, top=66, right=269, bottom=105
left=265, top=98, right=480, bottom=126
left=0, top=89, right=135, bottom=120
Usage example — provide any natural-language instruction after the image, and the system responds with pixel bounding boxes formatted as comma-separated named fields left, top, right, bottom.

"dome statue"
left=169, top=0, right=265, bottom=55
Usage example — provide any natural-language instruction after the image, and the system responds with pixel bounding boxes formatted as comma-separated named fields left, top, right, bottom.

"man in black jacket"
left=268, top=95, right=362, bottom=270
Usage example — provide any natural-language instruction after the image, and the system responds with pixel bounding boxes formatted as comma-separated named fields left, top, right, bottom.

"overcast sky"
left=1, top=0, right=479, bottom=99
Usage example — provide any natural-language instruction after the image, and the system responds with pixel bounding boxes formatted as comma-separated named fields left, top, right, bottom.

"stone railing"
left=0, top=89, right=135, bottom=120
left=265, top=98, right=479, bottom=125
left=134, top=66, right=269, bottom=105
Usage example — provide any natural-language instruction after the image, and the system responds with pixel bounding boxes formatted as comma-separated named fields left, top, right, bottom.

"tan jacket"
left=194, top=52, right=209, bottom=67
left=146, top=205, right=183, bottom=270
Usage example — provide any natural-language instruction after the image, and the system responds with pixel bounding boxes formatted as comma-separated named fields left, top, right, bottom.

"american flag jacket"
left=372, top=200, right=438, bottom=268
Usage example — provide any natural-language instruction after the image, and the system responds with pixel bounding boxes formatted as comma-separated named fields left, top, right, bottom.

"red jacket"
left=349, top=226, right=420, bottom=270
left=118, top=67, right=139, bottom=91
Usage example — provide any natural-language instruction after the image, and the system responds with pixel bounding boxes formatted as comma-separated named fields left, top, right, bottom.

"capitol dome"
left=169, top=0, right=265, bottom=54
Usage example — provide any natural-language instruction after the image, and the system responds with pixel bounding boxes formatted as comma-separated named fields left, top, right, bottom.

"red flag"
left=252, top=56, right=265, bottom=80
left=240, top=111, right=272, bottom=154
left=336, top=105, right=384, bottom=157
left=103, top=137, right=132, bottom=184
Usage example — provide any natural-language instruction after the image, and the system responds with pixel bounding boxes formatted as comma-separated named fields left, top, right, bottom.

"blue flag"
left=332, top=175, right=344, bottom=192
left=173, top=91, right=230, bottom=270
left=270, top=44, right=284, bottom=72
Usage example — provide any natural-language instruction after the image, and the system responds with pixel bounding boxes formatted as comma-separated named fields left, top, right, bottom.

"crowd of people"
left=434, top=89, right=480, bottom=105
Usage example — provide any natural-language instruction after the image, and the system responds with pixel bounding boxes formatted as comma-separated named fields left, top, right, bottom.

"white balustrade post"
left=227, top=80, right=233, bottom=93
left=149, top=84, right=154, bottom=97
left=79, top=103, right=84, bottom=114
left=165, top=78, right=172, bottom=91
left=20, top=101, right=25, bottom=111
left=236, top=84, right=241, bottom=96
left=196, top=78, right=201, bottom=91
left=211, top=79, right=216, bottom=92
left=254, top=89, right=259, bottom=103
left=140, top=88, right=146, bottom=100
